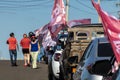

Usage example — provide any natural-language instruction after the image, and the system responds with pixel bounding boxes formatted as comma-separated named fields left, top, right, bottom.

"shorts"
left=22, top=49, right=29, bottom=54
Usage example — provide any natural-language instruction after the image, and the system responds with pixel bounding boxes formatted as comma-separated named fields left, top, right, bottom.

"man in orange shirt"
left=6, top=32, right=18, bottom=66
left=20, top=34, right=31, bottom=67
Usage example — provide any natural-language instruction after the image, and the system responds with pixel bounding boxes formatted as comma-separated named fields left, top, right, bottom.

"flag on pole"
left=67, top=19, right=91, bottom=28
left=35, top=23, right=49, bottom=37
left=42, top=30, right=56, bottom=48
left=92, top=0, right=120, bottom=62
left=49, top=0, right=66, bottom=38
left=35, top=23, right=56, bottom=48
left=35, top=0, right=66, bottom=48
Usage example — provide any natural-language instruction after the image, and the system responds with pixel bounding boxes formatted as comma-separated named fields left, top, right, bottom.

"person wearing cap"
left=6, top=32, right=18, bottom=66
left=29, top=35, right=40, bottom=69
left=20, top=34, right=31, bottom=67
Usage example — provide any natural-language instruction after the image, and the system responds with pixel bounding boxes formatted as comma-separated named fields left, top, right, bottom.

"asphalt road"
left=0, top=60, right=48, bottom=80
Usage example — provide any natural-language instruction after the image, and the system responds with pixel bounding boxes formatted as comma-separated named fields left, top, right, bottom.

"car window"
left=76, top=31, right=89, bottom=40
left=68, top=32, right=74, bottom=40
left=80, top=41, right=93, bottom=62
left=98, top=43, right=114, bottom=57
left=77, top=32, right=87, bottom=36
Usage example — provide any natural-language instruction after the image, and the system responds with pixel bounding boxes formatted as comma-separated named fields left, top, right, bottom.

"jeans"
left=37, top=47, right=45, bottom=62
left=48, top=53, right=53, bottom=63
left=9, top=50, right=17, bottom=65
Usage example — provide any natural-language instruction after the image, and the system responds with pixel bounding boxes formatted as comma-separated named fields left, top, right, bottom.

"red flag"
left=42, top=30, right=56, bottom=48
left=67, top=19, right=91, bottom=27
left=92, top=0, right=120, bottom=62
left=35, top=23, right=56, bottom=48
left=35, top=23, right=49, bottom=36
left=49, top=0, right=66, bottom=38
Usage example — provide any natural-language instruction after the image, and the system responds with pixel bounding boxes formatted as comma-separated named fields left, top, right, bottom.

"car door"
left=73, top=40, right=94, bottom=80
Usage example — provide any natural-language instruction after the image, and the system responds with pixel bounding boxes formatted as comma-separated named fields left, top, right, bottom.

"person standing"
left=37, top=45, right=45, bottom=63
left=20, top=34, right=31, bottom=67
left=30, top=35, right=40, bottom=69
left=6, top=32, right=18, bottom=66
left=47, top=46, right=54, bottom=64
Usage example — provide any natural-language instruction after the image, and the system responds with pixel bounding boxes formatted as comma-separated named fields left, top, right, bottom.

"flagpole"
left=66, top=0, right=69, bottom=22
left=98, top=0, right=101, bottom=23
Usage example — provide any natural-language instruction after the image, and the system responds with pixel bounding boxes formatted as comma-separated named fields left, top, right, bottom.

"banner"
left=92, top=0, right=120, bottom=62
left=67, top=19, right=91, bottom=28
left=49, top=0, right=66, bottom=38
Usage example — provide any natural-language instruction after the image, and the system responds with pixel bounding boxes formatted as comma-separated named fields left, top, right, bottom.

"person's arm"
left=6, top=40, right=9, bottom=44
left=20, top=39, right=22, bottom=47
left=17, top=43, right=19, bottom=51
left=29, top=44, right=31, bottom=52
left=38, top=43, right=40, bottom=52
left=15, top=38, right=19, bottom=51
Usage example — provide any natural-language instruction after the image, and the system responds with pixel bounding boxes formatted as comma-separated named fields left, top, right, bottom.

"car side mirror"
left=88, top=60, right=112, bottom=76
left=67, top=56, right=78, bottom=64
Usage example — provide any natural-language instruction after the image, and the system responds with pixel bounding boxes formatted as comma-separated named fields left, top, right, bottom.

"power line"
left=69, top=4, right=96, bottom=15
left=75, top=0, right=94, bottom=11
left=0, top=0, right=53, bottom=9
left=75, top=0, right=118, bottom=16
left=0, top=0, right=52, bottom=3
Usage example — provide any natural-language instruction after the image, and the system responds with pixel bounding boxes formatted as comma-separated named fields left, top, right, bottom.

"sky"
left=0, top=0, right=119, bottom=60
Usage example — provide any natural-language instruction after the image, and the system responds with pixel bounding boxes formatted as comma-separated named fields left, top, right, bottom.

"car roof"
left=94, top=37, right=109, bottom=43
left=72, top=23, right=102, bottom=28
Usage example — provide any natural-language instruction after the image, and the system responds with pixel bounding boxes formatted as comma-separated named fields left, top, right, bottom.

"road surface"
left=0, top=60, right=48, bottom=80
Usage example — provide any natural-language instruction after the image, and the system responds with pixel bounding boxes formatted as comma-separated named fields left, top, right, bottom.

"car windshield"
left=98, top=43, right=114, bottom=57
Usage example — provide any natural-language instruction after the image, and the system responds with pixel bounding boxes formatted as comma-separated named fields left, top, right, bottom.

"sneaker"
left=13, top=63, right=18, bottom=66
left=24, top=64, right=27, bottom=67
left=27, top=64, right=31, bottom=67
left=33, top=67, right=39, bottom=69
left=11, top=64, right=14, bottom=67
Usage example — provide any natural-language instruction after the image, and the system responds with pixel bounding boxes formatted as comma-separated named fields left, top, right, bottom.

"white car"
left=73, top=37, right=114, bottom=80
left=48, top=49, right=63, bottom=80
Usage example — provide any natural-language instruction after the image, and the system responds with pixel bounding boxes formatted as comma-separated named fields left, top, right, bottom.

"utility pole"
left=62, top=0, right=69, bottom=47
left=98, top=0, right=101, bottom=23
left=116, top=0, right=120, bottom=19
left=66, top=0, right=69, bottom=22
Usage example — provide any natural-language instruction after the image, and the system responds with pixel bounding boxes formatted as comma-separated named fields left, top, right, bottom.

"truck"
left=59, top=23, right=104, bottom=80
